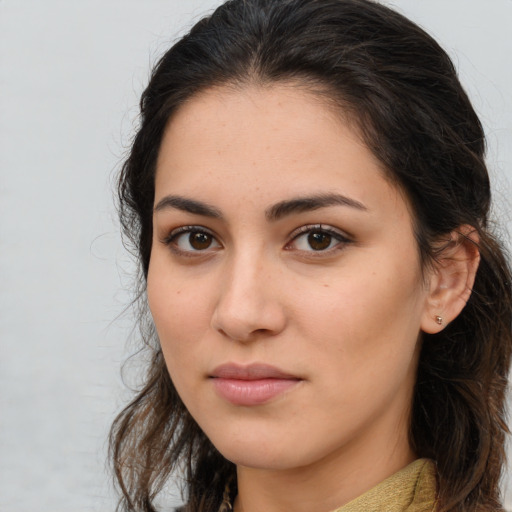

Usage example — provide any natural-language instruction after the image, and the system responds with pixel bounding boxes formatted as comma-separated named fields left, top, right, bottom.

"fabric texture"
left=331, top=458, right=437, bottom=512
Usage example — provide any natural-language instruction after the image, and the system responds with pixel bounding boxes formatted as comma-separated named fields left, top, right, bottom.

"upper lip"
left=210, top=363, right=300, bottom=380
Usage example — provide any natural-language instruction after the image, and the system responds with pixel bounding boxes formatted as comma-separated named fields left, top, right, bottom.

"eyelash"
left=161, top=224, right=352, bottom=256
left=161, top=226, right=221, bottom=257
left=286, top=224, right=352, bottom=255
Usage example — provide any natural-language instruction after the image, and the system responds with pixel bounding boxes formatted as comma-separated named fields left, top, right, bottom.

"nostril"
left=210, top=274, right=287, bottom=341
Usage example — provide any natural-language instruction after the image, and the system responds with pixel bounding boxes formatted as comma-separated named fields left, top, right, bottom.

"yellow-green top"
left=332, top=459, right=437, bottom=512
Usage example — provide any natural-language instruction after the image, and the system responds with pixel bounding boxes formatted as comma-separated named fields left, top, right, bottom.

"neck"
left=233, top=419, right=415, bottom=512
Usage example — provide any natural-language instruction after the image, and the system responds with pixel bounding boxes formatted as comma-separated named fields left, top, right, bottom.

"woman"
left=110, top=0, right=512, bottom=511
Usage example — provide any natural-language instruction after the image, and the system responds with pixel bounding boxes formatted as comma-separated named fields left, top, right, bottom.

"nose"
left=211, top=252, right=287, bottom=342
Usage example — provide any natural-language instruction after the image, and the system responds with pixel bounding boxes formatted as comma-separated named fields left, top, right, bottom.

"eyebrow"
left=153, top=193, right=367, bottom=220
left=154, top=195, right=223, bottom=218
left=265, top=193, right=367, bottom=221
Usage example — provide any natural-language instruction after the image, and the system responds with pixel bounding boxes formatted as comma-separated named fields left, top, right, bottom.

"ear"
left=421, top=225, right=480, bottom=334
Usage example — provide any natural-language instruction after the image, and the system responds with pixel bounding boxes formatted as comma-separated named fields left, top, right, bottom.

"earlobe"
left=421, top=226, right=480, bottom=334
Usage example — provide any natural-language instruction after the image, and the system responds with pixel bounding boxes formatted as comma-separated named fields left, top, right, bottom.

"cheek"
left=147, top=256, right=209, bottom=366
left=293, top=251, right=426, bottom=375
left=147, top=275, right=204, bottom=408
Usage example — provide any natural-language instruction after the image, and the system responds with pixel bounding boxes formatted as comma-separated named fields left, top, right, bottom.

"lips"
left=210, top=363, right=302, bottom=406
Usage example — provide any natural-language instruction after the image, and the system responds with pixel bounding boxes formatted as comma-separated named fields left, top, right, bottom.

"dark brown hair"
left=111, top=1, right=512, bottom=510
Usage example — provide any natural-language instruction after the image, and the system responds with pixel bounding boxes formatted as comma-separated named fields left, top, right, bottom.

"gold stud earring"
left=435, top=316, right=443, bottom=325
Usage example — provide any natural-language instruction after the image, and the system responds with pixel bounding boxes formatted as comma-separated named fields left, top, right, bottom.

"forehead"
left=159, top=85, right=365, bottom=171
left=154, top=84, right=408, bottom=219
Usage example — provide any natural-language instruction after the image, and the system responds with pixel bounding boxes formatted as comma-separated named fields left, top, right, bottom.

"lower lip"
left=211, top=378, right=300, bottom=406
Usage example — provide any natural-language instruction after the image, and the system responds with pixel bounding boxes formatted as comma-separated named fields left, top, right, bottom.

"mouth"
left=209, top=363, right=303, bottom=406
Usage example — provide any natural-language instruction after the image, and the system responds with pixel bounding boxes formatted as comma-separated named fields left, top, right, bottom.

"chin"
left=208, top=429, right=321, bottom=471
left=221, top=447, right=296, bottom=470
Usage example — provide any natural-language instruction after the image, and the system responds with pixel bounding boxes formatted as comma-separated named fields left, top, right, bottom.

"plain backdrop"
left=1, top=1, right=511, bottom=511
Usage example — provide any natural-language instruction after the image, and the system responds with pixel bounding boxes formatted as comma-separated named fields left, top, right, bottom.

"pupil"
left=190, top=232, right=212, bottom=250
left=308, top=231, right=331, bottom=250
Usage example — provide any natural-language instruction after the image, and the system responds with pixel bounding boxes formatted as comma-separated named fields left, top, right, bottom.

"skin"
left=147, top=84, right=450, bottom=512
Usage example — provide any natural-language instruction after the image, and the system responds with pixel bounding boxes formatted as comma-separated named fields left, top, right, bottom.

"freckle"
left=323, top=284, right=330, bottom=288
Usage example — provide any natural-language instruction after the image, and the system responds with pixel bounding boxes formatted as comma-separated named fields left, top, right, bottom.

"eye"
left=288, top=225, right=351, bottom=253
left=163, top=226, right=221, bottom=254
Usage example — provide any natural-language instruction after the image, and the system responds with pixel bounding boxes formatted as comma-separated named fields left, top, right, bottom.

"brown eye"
left=307, top=231, right=332, bottom=251
left=166, top=227, right=221, bottom=253
left=289, top=225, right=350, bottom=253
left=189, top=231, right=213, bottom=250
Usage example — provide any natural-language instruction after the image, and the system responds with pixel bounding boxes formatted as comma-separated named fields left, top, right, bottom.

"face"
left=147, top=84, right=433, bottom=474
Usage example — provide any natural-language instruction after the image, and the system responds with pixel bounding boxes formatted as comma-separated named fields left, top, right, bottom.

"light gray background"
left=1, top=1, right=511, bottom=511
